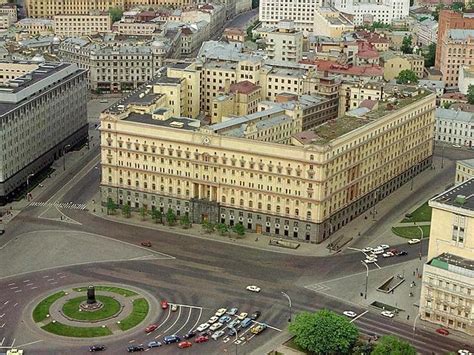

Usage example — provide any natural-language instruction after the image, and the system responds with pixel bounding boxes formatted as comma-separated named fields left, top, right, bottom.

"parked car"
left=171, top=304, right=178, bottom=312
left=408, top=238, right=421, bottom=244
left=178, top=341, right=192, bottom=349
left=211, top=330, right=225, bottom=340
left=194, top=335, right=209, bottom=343
left=362, top=247, right=373, bottom=253
left=196, top=323, right=210, bottom=332
left=372, top=247, right=384, bottom=255
left=379, top=244, right=390, bottom=250
left=237, top=312, right=248, bottom=320
left=215, top=308, right=227, bottom=317
left=228, top=325, right=241, bottom=336
left=209, top=322, right=223, bottom=331
left=208, top=316, right=219, bottom=324
left=219, top=315, right=232, bottom=323
left=161, top=300, right=169, bottom=309
left=127, top=345, right=145, bottom=352
left=241, top=317, right=253, bottom=328
left=250, top=311, right=261, bottom=320
left=382, top=252, right=394, bottom=258
left=89, top=345, right=106, bottom=352
left=227, top=307, right=238, bottom=315
left=246, top=285, right=261, bottom=292
left=228, top=319, right=241, bottom=329
left=250, top=323, right=267, bottom=335
left=147, top=341, right=162, bottom=348
left=141, top=240, right=152, bottom=247
left=458, top=350, right=472, bottom=355
left=343, top=311, right=357, bottom=318
left=164, top=335, right=181, bottom=344
left=436, top=328, right=449, bottom=336
left=381, top=311, right=394, bottom=318
left=145, top=324, right=158, bottom=333
left=396, top=251, right=408, bottom=256
left=183, top=331, right=196, bottom=339
left=389, top=248, right=399, bottom=254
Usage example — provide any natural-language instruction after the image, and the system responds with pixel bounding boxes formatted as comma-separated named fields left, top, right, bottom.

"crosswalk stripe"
left=28, top=201, right=87, bottom=210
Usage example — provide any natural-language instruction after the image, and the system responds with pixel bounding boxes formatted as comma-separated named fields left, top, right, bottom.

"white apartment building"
left=54, top=13, right=111, bottom=36
left=331, top=0, right=409, bottom=26
left=413, top=18, right=438, bottom=46
left=0, top=3, right=17, bottom=24
left=434, top=108, right=474, bottom=148
left=258, top=21, right=303, bottom=63
left=0, top=61, right=88, bottom=204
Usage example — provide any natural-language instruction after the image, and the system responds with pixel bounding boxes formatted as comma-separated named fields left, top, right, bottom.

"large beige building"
left=99, top=62, right=436, bottom=242
left=54, top=13, right=111, bottom=36
left=455, top=159, right=474, bottom=185
left=312, top=6, right=354, bottom=38
left=256, top=21, right=303, bottom=63
left=379, top=51, right=425, bottom=81
left=420, top=180, right=474, bottom=336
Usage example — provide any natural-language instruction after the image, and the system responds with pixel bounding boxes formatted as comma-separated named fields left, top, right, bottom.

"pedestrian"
left=413, top=281, right=416, bottom=286
left=413, top=271, right=416, bottom=276
left=416, top=267, right=418, bottom=273
left=407, top=315, right=410, bottom=320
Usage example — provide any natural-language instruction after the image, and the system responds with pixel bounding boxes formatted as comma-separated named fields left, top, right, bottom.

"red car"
left=145, top=324, right=158, bottom=333
left=161, top=300, right=169, bottom=309
left=436, top=328, right=449, bottom=336
left=178, top=341, right=192, bottom=349
left=194, top=335, right=209, bottom=343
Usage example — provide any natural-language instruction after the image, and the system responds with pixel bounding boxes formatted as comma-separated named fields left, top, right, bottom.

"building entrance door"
left=256, top=224, right=262, bottom=234
left=202, top=213, right=209, bottom=222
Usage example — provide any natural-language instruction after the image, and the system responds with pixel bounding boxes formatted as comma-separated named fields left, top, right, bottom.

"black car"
left=89, top=345, right=106, bottom=352
left=396, top=251, right=408, bottom=256
left=127, top=345, right=145, bottom=352
left=183, top=331, right=196, bottom=339
left=250, top=311, right=261, bottom=320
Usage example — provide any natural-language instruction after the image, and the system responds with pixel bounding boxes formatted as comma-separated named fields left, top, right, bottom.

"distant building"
left=379, top=50, right=425, bottom=81
left=0, top=62, right=87, bottom=204
left=413, top=18, right=438, bottom=46
left=223, top=27, right=245, bottom=43
left=459, top=65, right=474, bottom=95
left=259, top=21, right=303, bottom=63
left=331, top=0, right=409, bottom=26
left=54, top=13, right=111, bottom=36
left=312, top=6, right=354, bottom=38
left=434, top=108, right=474, bottom=147
left=455, top=159, right=474, bottom=185
left=16, top=18, right=54, bottom=35
left=420, top=179, right=474, bottom=336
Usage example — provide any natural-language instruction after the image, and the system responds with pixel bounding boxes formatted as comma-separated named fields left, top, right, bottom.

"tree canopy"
left=396, top=69, right=418, bottom=84
left=400, top=35, right=413, bottom=54
left=467, top=84, right=474, bottom=104
left=423, top=43, right=436, bottom=67
left=289, top=310, right=359, bottom=354
left=371, top=335, right=416, bottom=355
left=109, top=7, right=123, bottom=22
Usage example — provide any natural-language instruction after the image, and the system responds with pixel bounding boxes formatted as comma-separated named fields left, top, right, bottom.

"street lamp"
left=441, top=144, right=445, bottom=169
left=230, top=326, right=238, bottom=355
left=413, top=313, right=420, bottom=338
left=415, top=222, right=423, bottom=262
left=26, top=173, right=34, bottom=190
left=281, top=291, right=292, bottom=322
left=361, top=260, right=369, bottom=300
left=62, top=144, right=71, bottom=171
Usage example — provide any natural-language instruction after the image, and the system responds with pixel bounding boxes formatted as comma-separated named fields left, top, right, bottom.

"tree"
left=233, top=223, right=245, bottom=237
left=216, top=223, right=229, bottom=236
left=180, top=214, right=191, bottom=229
left=451, top=2, right=465, bottom=12
left=122, top=204, right=131, bottom=218
left=289, top=310, right=359, bottom=354
left=150, top=208, right=163, bottom=224
left=106, top=198, right=117, bottom=215
left=423, top=43, right=436, bottom=67
left=251, top=0, right=259, bottom=9
left=443, top=102, right=453, bottom=109
left=432, top=3, right=444, bottom=21
left=400, top=35, right=413, bottom=54
left=467, top=84, right=474, bottom=104
left=396, top=69, right=418, bottom=84
left=139, top=206, right=147, bottom=221
left=109, top=6, right=123, bottom=22
left=166, top=208, right=176, bottom=225
left=202, top=220, right=215, bottom=234
left=371, top=335, right=416, bottom=355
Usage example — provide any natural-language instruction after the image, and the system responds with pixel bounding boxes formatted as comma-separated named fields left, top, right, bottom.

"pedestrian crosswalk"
left=28, top=201, right=87, bottom=210
left=305, top=283, right=331, bottom=293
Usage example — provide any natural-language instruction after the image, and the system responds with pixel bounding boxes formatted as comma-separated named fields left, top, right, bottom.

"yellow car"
left=250, top=323, right=267, bottom=335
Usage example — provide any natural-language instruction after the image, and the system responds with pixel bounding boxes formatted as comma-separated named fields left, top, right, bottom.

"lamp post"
left=26, top=173, right=34, bottom=190
left=62, top=144, right=71, bottom=171
left=372, top=189, right=379, bottom=221
left=230, top=326, right=238, bottom=355
left=361, top=260, right=369, bottom=300
left=415, top=223, right=423, bottom=262
left=441, top=144, right=445, bottom=169
left=281, top=291, right=292, bottom=322
left=413, top=313, right=420, bottom=338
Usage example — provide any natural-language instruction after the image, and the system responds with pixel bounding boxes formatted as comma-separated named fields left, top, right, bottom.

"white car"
left=382, top=252, right=394, bottom=258
left=408, top=238, right=421, bottom=244
left=196, top=323, right=210, bottom=332
left=362, top=247, right=373, bottom=253
left=246, top=285, right=261, bottom=292
left=237, top=312, right=248, bottom=320
left=211, top=330, right=225, bottom=340
left=379, top=244, right=390, bottom=250
left=458, top=350, right=472, bottom=355
left=208, top=316, right=219, bottom=324
left=453, top=144, right=462, bottom=148
left=171, top=304, right=178, bottom=312
left=366, top=255, right=377, bottom=260
left=364, top=259, right=376, bottom=264
left=372, top=247, right=384, bottom=255
left=215, top=308, right=227, bottom=317
left=381, top=310, right=394, bottom=318
left=210, top=322, right=223, bottom=331
left=343, top=311, right=357, bottom=318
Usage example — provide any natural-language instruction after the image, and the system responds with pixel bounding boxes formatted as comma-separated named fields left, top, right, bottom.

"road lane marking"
left=11, top=339, right=15, bottom=348
left=14, top=290, right=22, bottom=293
left=42, top=276, right=49, bottom=278
left=25, top=283, right=33, bottom=287
left=0, top=313, right=4, bottom=318
left=348, top=247, right=363, bottom=252
left=47, top=279, right=54, bottom=282
left=155, top=307, right=172, bottom=339
left=374, top=262, right=381, bottom=269
left=14, top=340, right=43, bottom=348
left=13, top=303, right=18, bottom=308
left=350, top=310, right=368, bottom=323
left=162, top=306, right=182, bottom=334
left=7, top=283, right=15, bottom=286
left=0, top=337, right=4, bottom=346
left=0, top=323, right=4, bottom=328
left=128, top=340, right=135, bottom=343
left=188, top=307, right=202, bottom=332
left=50, top=282, right=58, bottom=285
left=174, top=307, right=192, bottom=335
left=22, top=280, right=30, bottom=283
left=59, top=275, right=67, bottom=279
left=252, top=320, right=282, bottom=332
left=30, top=287, right=38, bottom=290
left=3, top=301, right=8, bottom=305
left=171, top=303, right=205, bottom=310
left=9, top=286, right=18, bottom=289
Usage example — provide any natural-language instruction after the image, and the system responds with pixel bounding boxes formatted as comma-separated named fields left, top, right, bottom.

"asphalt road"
left=0, top=145, right=473, bottom=354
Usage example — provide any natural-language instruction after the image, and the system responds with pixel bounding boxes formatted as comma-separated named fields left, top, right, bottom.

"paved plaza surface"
left=0, top=142, right=473, bottom=353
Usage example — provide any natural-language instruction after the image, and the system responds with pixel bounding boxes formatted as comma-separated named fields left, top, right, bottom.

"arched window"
left=231, top=197, right=235, bottom=204
left=240, top=199, right=244, bottom=206
left=222, top=196, right=226, bottom=203
left=307, top=211, right=312, bottom=220
left=295, top=208, right=299, bottom=216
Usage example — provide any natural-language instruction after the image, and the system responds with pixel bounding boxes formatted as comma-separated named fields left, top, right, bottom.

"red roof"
left=300, top=59, right=383, bottom=77
left=229, top=80, right=260, bottom=94
left=357, top=41, right=379, bottom=59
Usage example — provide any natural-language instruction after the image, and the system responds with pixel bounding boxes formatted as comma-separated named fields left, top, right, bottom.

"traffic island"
left=31, top=284, right=152, bottom=338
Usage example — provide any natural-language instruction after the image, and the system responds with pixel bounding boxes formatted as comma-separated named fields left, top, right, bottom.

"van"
left=240, top=318, right=253, bottom=328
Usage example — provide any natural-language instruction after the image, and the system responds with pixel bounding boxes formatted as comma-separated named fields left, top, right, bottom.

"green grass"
left=33, top=291, right=66, bottom=322
left=72, top=286, right=137, bottom=297
left=42, top=321, right=112, bottom=337
left=62, top=296, right=121, bottom=321
left=401, top=202, right=432, bottom=223
left=117, top=298, right=149, bottom=331
left=392, top=225, right=430, bottom=239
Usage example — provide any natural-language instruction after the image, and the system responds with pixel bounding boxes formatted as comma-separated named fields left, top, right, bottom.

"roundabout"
left=30, top=284, right=152, bottom=338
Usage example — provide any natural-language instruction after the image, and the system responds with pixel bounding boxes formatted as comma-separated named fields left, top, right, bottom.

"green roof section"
left=430, top=258, right=449, bottom=270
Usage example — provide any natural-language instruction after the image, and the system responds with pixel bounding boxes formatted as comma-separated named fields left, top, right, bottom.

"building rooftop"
left=224, top=114, right=291, bottom=138
left=429, top=253, right=474, bottom=274
left=301, top=59, right=383, bottom=77
left=436, top=108, right=473, bottom=123
left=229, top=80, right=260, bottom=94
left=124, top=112, right=200, bottom=131
left=448, top=29, right=474, bottom=41
left=457, top=158, right=474, bottom=169
left=432, top=178, right=474, bottom=211
left=208, top=106, right=284, bottom=132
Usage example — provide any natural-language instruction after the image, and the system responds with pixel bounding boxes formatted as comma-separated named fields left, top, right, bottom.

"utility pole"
left=361, top=261, right=369, bottom=300
left=281, top=291, right=292, bottom=322
left=63, top=144, right=71, bottom=171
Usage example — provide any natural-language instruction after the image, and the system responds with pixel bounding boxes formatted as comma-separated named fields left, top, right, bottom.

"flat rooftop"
left=124, top=112, right=200, bottom=131
left=429, top=253, right=474, bottom=273
left=432, top=178, right=474, bottom=211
